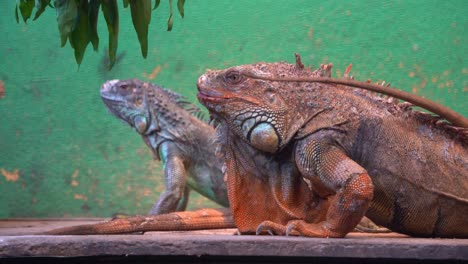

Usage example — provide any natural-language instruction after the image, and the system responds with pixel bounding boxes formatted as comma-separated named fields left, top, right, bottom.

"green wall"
left=0, top=0, right=466, bottom=217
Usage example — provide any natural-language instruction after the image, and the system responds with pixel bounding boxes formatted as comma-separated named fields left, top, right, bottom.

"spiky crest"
left=242, top=54, right=468, bottom=137
left=334, top=65, right=468, bottom=140
left=147, top=82, right=207, bottom=122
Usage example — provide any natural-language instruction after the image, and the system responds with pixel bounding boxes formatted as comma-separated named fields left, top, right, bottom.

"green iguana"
left=44, top=55, right=466, bottom=237
left=100, top=79, right=229, bottom=215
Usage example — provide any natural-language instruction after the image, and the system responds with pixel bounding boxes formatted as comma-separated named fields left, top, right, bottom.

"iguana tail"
left=42, top=208, right=235, bottom=235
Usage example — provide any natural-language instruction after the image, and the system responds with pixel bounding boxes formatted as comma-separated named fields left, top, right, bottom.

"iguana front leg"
left=287, top=137, right=374, bottom=237
left=149, top=142, right=190, bottom=215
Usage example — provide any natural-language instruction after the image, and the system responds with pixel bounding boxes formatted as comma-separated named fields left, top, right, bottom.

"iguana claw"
left=255, top=221, right=287, bottom=236
left=285, top=220, right=346, bottom=238
left=285, top=222, right=297, bottom=236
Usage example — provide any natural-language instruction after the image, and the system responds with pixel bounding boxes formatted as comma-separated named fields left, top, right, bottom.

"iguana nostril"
left=100, top=79, right=120, bottom=93
left=197, top=75, right=207, bottom=90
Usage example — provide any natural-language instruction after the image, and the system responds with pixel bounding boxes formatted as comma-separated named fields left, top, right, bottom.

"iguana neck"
left=134, top=83, right=216, bottom=164
left=146, top=83, right=209, bottom=144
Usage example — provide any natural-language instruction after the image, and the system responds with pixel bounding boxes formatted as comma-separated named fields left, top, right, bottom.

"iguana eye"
left=224, top=71, right=243, bottom=84
left=136, top=98, right=143, bottom=105
left=119, top=84, right=130, bottom=90
left=133, top=115, right=148, bottom=134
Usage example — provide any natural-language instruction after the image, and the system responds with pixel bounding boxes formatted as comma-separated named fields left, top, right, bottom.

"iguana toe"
left=286, top=220, right=346, bottom=238
left=255, top=221, right=287, bottom=236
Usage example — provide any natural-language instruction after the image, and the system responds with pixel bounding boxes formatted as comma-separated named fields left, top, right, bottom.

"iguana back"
left=349, top=113, right=467, bottom=236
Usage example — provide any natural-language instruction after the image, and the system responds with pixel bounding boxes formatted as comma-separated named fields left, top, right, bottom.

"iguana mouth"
left=197, top=73, right=231, bottom=103
left=197, top=90, right=261, bottom=106
left=100, top=80, right=127, bottom=106
left=100, top=80, right=129, bottom=120
left=197, top=92, right=229, bottom=103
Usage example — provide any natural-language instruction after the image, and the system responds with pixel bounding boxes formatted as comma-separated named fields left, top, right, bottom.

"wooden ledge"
left=1, top=219, right=467, bottom=263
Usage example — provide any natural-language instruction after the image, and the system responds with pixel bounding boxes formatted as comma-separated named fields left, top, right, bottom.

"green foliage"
left=101, top=0, right=119, bottom=69
left=70, top=0, right=92, bottom=65
left=54, top=0, right=77, bottom=47
left=177, top=0, right=185, bottom=18
left=128, top=0, right=151, bottom=58
left=14, top=0, right=186, bottom=69
left=89, top=0, right=101, bottom=50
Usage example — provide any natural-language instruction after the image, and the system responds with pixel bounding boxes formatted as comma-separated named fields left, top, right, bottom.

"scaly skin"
left=42, top=80, right=236, bottom=235
left=101, top=79, right=229, bottom=215
left=43, top=208, right=234, bottom=235
left=196, top=54, right=468, bottom=238
left=41, top=78, right=383, bottom=235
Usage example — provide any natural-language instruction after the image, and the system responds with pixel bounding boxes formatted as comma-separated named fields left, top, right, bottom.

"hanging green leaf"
left=167, top=0, right=173, bottom=31
left=15, top=6, right=19, bottom=23
left=129, top=0, right=151, bottom=58
left=18, top=0, right=35, bottom=23
left=89, top=0, right=101, bottom=51
left=101, top=0, right=119, bottom=69
left=69, top=0, right=91, bottom=66
left=33, top=0, right=51, bottom=21
left=153, top=0, right=160, bottom=10
left=177, top=0, right=185, bottom=18
left=54, top=0, right=78, bottom=47
left=13, top=0, right=188, bottom=69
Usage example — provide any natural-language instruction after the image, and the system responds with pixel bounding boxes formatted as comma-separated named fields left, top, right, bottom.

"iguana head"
left=100, top=79, right=160, bottom=137
left=197, top=54, right=322, bottom=153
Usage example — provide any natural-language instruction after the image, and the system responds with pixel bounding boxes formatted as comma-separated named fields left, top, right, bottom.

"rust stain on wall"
left=307, top=27, right=314, bottom=38
left=143, top=65, right=162, bottom=80
left=0, top=80, right=5, bottom=98
left=1, top=168, right=19, bottom=182
left=148, top=65, right=162, bottom=79
left=71, top=169, right=79, bottom=186
left=143, top=187, right=152, bottom=196
left=74, top=194, right=88, bottom=201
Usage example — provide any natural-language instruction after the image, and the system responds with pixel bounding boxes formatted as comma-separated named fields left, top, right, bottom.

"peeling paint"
left=1, top=168, right=20, bottom=182
left=74, top=194, right=88, bottom=201
left=72, top=169, right=80, bottom=178
left=307, top=27, right=314, bottom=38
left=136, top=146, right=152, bottom=158
left=143, top=187, right=152, bottom=196
left=143, top=65, right=162, bottom=80
left=70, top=169, right=80, bottom=186
left=0, top=80, right=5, bottom=98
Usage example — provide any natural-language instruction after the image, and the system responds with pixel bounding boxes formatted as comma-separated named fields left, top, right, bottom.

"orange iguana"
left=44, top=55, right=467, bottom=237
